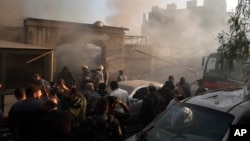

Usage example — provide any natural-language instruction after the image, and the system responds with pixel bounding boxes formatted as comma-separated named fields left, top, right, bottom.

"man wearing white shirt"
left=110, top=81, right=130, bottom=113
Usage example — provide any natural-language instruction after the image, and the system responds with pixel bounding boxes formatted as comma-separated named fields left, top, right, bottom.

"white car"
left=126, top=87, right=250, bottom=141
left=118, top=80, right=163, bottom=101
left=117, top=80, right=163, bottom=138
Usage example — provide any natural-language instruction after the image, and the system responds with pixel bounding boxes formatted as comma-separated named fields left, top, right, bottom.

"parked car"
left=125, top=87, right=250, bottom=141
left=117, top=80, right=163, bottom=138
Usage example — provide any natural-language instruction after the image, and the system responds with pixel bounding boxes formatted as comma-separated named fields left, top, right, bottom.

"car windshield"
left=143, top=103, right=234, bottom=141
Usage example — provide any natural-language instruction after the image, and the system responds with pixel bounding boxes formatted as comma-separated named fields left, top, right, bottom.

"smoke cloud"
left=0, top=0, right=237, bottom=85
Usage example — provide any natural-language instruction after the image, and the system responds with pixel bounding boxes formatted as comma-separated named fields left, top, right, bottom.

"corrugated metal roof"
left=0, top=39, right=53, bottom=50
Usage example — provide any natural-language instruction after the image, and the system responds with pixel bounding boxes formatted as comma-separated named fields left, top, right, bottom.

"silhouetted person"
left=75, top=98, right=123, bottom=141
left=176, top=77, right=191, bottom=98
left=162, top=75, right=175, bottom=91
left=57, top=66, right=77, bottom=88
left=195, top=79, right=207, bottom=96
left=166, top=89, right=185, bottom=110
left=32, top=73, right=50, bottom=99
left=140, top=84, right=162, bottom=128
left=14, top=87, right=26, bottom=101
left=8, top=85, right=45, bottom=141
left=35, top=97, right=74, bottom=141
left=60, top=87, right=86, bottom=127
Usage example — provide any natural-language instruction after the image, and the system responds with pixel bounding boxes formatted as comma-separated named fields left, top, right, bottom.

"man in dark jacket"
left=74, top=98, right=123, bottom=141
left=35, top=97, right=74, bottom=141
left=60, top=87, right=86, bottom=127
left=195, top=79, right=207, bottom=96
left=8, top=85, right=45, bottom=141
left=140, top=84, right=162, bottom=128
left=57, top=66, right=77, bottom=88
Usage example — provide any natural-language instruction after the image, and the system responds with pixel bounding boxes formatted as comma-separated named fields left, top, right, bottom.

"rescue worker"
left=92, top=65, right=104, bottom=89
left=80, top=65, right=92, bottom=90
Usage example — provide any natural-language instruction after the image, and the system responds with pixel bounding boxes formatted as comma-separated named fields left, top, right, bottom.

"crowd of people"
left=0, top=64, right=208, bottom=141
left=0, top=64, right=131, bottom=141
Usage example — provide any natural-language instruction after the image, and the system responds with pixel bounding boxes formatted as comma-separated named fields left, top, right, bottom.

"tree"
left=217, top=0, right=250, bottom=72
left=217, top=0, right=250, bottom=98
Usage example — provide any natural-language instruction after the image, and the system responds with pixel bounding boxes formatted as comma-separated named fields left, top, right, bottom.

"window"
left=133, top=87, right=148, bottom=99
left=206, top=57, right=217, bottom=73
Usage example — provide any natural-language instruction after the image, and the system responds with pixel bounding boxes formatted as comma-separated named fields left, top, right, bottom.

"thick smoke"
left=105, top=0, right=168, bottom=35
left=0, top=0, right=237, bottom=86
left=131, top=0, right=230, bottom=84
left=0, top=0, right=111, bottom=26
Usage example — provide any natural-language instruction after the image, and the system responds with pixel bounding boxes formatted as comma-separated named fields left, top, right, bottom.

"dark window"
left=133, top=87, right=148, bottom=99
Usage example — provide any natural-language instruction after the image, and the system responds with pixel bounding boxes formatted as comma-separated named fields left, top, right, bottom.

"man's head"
left=33, top=73, right=41, bottom=81
left=98, top=83, right=106, bottom=91
left=148, top=83, right=157, bottom=93
left=118, top=70, right=123, bottom=75
left=82, top=65, right=89, bottom=71
left=110, top=81, right=119, bottom=90
left=169, top=75, right=174, bottom=82
left=180, top=77, right=186, bottom=83
left=62, top=66, right=69, bottom=73
left=85, top=82, right=95, bottom=91
left=97, top=64, right=104, bottom=71
left=180, top=77, right=185, bottom=82
left=25, top=85, right=42, bottom=99
left=65, top=87, right=78, bottom=100
left=42, top=97, right=58, bottom=112
left=14, top=87, right=26, bottom=101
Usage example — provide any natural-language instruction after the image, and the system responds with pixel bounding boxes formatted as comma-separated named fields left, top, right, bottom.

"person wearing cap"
left=92, top=64, right=105, bottom=89
left=140, top=83, right=162, bottom=128
left=81, top=65, right=92, bottom=90
left=195, top=79, right=207, bottom=96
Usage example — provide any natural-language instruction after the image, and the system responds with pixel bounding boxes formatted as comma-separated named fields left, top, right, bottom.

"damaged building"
left=0, top=18, right=130, bottom=89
